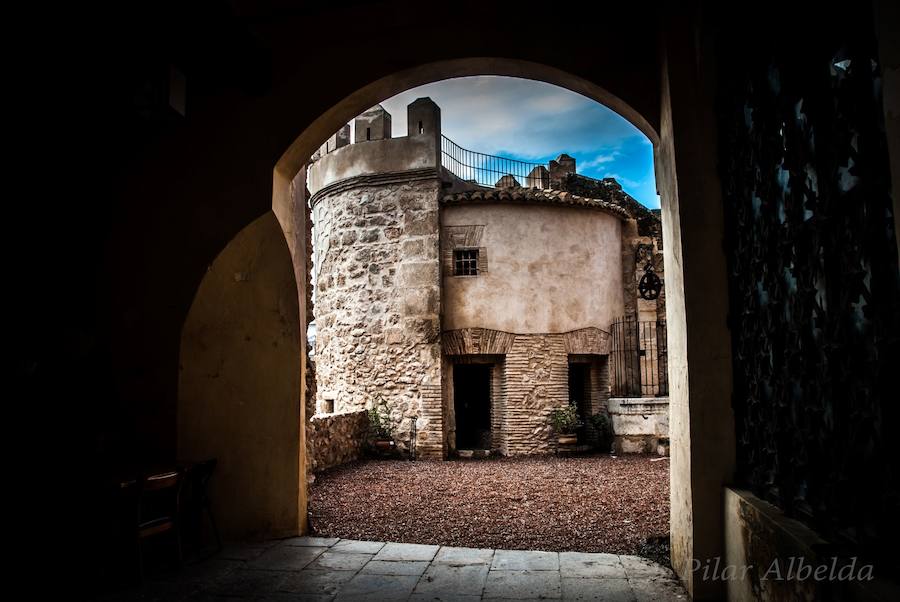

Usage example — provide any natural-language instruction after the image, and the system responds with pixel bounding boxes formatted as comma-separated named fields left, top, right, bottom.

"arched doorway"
left=179, top=54, right=734, bottom=599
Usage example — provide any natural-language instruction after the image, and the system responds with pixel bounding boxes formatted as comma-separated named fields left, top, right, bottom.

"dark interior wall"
left=22, top=5, right=664, bottom=588
left=716, top=4, right=900, bottom=570
left=53, top=0, right=664, bottom=467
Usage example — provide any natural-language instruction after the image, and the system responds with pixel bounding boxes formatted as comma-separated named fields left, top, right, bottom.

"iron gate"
left=609, top=318, right=668, bottom=397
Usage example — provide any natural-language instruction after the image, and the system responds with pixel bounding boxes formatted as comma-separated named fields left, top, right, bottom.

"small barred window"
left=454, top=249, right=479, bottom=276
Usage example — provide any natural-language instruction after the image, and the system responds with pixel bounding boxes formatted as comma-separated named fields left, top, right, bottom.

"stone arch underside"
left=178, top=211, right=305, bottom=539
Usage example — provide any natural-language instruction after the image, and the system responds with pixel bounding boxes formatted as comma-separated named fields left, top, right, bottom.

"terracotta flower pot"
left=558, top=434, right=577, bottom=446
left=374, top=439, right=393, bottom=451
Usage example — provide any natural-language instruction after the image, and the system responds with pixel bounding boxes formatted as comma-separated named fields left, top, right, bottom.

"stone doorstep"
left=456, top=449, right=492, bottom=459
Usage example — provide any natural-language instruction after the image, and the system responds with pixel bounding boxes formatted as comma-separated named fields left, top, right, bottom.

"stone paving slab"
left=220, top=542, right=280, bottom=562
left=283, top=536, right=341, bottom=547
left=361, top=560, right=430, bottom=576
left=278, top=569, right=356, bottom=596
left=483, top=569, right=562, bottom=599
left=490, top=549, right=559, bottom=571
left=559, top=551, right=626, bottom=578
left=373, top=542, right=441, bottom=562
left=248, top=594, right=334, bottom=602
left=335, top=572, right=420, bottom=601
left=203, top=568, right=288, bottom=597
left=408, top=594, right=481, bottom=602
left=414, top=563, right=490, bottom=597
left=630, top=577, right=690, bottom=601
left=331, top=539, right=386, bottom=554
left=305, top=551, right=373, bottom=571
left=620, top=555, right=675, bottom=579
left=433, top=546, right=495, bottom=565
left=247, top=545, right=328, bottom=571
left=121, top=538, right=687, bottom=601
left=561, top=576, right=634, bottom=602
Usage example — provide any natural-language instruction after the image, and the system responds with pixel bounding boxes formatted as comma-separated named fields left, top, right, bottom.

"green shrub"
left=549, top=403, right=582, bottom=435
left=367, top=404, right=393, bottom=440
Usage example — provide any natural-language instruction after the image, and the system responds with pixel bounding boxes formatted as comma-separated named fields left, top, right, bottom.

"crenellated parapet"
left=308, top=99, right=442, bottom=200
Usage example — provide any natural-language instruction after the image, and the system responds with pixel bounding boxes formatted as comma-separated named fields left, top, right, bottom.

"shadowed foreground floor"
left=310, top=455, right=670, bottom=556
left=113, top=537, right=687, bottom=601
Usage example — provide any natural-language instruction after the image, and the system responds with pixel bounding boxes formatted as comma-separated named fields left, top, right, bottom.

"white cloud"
left=346, top=76, right=658, bottom=206
left=377, top=76, right=644, bottom=158
left=580, top=152, right=620, bottom=169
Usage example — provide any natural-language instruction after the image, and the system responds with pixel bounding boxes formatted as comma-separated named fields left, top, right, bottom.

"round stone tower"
left=308, top=99, right=446, bottom=457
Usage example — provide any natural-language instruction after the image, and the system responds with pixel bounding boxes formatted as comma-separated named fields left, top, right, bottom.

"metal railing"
left=441, top=135, right=548, bottom=188
left=610, top=318, right=669, bottom=397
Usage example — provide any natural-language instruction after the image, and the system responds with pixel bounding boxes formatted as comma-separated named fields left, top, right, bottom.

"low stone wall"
left=309, top=410, right=369, bottom=473
left=608, top=397, right=669, bottom=454
left=723, top=488, right=893, bottom=601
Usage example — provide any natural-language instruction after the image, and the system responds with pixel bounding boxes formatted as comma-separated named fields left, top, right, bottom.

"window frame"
left=453, top=247, right=480, bottom=277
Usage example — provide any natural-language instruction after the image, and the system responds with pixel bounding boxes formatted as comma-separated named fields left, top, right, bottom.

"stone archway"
left=180, top=51, right=734, bottom=599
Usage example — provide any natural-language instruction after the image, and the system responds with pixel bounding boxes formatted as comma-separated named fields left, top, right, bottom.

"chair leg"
left=175, top=527, right=184, bottom=568
left=206, top=505, right=223, bottom=552
left=136, top=538, right=144, bottom=584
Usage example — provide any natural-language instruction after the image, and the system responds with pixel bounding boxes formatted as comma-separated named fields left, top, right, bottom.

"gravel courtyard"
left=309, top=455, right=669, bottom=558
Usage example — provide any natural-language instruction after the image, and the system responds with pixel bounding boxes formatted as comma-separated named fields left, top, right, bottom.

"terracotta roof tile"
left=440, top=187, right=631, bottom=219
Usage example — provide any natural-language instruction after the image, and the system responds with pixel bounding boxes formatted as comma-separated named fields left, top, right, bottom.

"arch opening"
left=179, top=54, right=710, bottom=594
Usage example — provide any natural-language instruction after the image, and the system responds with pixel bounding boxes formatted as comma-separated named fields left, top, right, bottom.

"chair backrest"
left=138, top=470, right=183, bottom=528
left=143, top=470, right=180, bottom=492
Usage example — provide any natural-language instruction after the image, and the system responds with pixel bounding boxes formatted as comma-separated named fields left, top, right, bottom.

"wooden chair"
left=135, top=470, right=184, bottom=580
left=181, top=459, right=222, bottom=558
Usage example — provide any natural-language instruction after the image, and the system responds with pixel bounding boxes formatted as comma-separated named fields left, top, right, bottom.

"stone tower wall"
left=311, top=177, right=444, bottom=457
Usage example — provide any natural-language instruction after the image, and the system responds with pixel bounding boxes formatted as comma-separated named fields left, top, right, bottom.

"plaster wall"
left=441, top=204, right=625, bottom=334
left=657, top=17, right=736, bottom=597
left=178, top=212, right=304, bottom=540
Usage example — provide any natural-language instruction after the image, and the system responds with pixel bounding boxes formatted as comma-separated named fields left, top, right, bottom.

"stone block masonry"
left=309, top=410, right=368, bottom=473
left=311, top=177, right=444, bottom=458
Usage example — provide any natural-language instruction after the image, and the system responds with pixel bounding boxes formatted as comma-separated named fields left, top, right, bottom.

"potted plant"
left=367, top=405, right=394, bottom=452
left=550, top=403, right=582, bottom=447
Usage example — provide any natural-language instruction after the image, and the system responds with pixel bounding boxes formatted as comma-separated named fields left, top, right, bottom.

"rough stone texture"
left=309, top=410, right=369, bottom=473
left=296, top=173, right=318, bottom=490
left=308, top=103, right=666, bottom=462
left=311, top=178, right=444, bottom=458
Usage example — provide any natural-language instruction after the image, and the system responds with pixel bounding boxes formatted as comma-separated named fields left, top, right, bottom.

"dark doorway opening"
left=568, top=362, right=591, bottom=443
left=453, top=364, right=492, bottom=449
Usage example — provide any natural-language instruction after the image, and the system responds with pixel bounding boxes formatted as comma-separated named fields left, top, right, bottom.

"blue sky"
left=374, top=76, right=659, bottom=208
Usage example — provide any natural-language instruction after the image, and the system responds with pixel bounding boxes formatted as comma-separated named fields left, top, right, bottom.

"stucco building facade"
left=308, top=99, right=667, bottom=459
